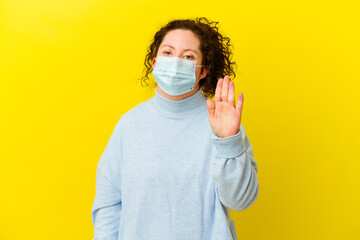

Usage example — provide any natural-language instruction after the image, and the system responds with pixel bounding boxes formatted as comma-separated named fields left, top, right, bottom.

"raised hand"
left=206, top=75, right=244, bottom=138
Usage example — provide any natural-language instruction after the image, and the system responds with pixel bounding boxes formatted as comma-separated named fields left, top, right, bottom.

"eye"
left=184, top=54, right=194, bottom=60
left=163, top=50, right=171, bottom=56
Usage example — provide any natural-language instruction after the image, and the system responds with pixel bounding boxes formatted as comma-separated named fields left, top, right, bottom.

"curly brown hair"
left=140, top=17, right=236, bottom=99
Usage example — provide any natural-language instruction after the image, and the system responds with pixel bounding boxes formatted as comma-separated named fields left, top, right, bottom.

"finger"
left=228, top=81, right=235, bottom=107
left=215, top=78, right=223, bottom=102
left=206, top=99, right=215, bottom=119
left=236, top=92, right=244, bottom=115
left=221, top=75, right=229, bottom=103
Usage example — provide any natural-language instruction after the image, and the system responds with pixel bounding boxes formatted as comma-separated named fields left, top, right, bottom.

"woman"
left=91, top=17, right=259, bottom=240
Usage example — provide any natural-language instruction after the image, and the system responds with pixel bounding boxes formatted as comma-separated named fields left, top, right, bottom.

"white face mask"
left=152, top=56, right=203, bottom=96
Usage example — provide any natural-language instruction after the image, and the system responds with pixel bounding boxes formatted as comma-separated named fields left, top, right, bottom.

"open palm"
left=206, top=75, right=244, bottom=138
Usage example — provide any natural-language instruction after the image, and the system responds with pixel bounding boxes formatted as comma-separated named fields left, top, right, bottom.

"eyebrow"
left=160, top=44, right=199, bottom=55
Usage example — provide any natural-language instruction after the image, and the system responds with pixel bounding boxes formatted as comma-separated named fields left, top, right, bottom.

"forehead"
left=160, top=29, right=201, bottom=51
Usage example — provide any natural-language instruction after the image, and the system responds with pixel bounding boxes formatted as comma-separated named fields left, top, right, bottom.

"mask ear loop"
left=190, top=78, right=202, bottom=90
left=191, top=65, right=205, bottom=90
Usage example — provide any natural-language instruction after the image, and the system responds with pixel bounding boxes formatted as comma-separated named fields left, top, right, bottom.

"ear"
left=199, top=66, right=209, bottom=80
left=151, top=57, right=156, bottom=69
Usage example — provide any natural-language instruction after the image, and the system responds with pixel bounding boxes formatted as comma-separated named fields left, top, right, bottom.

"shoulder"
left=115, top=98, right=154, bottom=129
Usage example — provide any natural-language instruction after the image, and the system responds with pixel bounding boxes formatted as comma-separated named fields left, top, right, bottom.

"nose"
left=175, top=52, right=183, bottom=58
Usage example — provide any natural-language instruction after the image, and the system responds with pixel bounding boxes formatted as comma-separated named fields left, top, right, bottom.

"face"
left=151, top=29, right=208, bottom=98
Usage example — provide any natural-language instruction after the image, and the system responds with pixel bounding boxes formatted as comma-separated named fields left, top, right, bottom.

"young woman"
left=91, top=17, right=259, bottom=240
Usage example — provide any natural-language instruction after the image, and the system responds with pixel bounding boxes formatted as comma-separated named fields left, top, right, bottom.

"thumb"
left=207, top=99, right=215, bottom=119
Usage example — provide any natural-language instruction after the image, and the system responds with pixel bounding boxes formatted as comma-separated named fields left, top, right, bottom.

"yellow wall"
left=1, top=0, right=359, bottom=239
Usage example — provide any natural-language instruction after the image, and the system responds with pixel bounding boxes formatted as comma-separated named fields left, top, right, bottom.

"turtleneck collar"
left=150, top=88, right=208, bottom=117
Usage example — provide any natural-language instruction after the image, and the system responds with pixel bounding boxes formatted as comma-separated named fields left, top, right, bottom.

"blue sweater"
left=91, top=88, right=259, bottom=240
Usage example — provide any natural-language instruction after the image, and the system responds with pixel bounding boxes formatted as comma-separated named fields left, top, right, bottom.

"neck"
left=156, top=84, right=200, bottom=101
left=151, top=86, right=207, bottom=117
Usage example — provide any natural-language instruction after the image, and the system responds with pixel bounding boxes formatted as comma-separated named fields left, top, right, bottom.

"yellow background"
left=1, top=0, right=359, bottom=239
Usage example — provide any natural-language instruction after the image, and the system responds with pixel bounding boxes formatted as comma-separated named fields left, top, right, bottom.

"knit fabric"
left=91, top=88, right=259, bottom=240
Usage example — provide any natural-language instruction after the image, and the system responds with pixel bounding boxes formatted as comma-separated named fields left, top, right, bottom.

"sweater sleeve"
left=91, top=121, right=123, bottom=240
left=210, top=124, right=259, bottom=211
